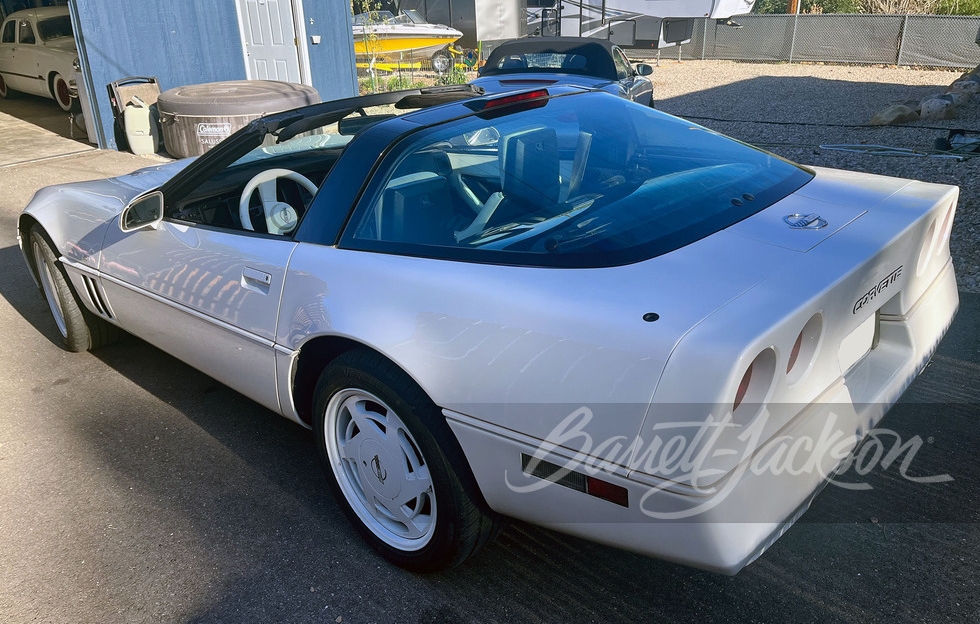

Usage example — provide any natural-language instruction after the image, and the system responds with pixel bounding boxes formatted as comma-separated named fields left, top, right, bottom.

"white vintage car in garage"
left=18, top=84, right=960, bottom=574
left=0, top=6, right=78, bottom=111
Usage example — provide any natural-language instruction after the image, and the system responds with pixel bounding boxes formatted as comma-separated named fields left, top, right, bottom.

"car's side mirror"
left=120, top=191, right=164, bottom=232
left=634, top=63, right=654, bottom=77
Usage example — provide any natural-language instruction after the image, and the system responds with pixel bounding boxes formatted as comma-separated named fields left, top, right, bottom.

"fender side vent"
left=82, top=276, right=114, bottom=320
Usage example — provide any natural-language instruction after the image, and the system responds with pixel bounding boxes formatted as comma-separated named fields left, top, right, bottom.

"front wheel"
left=0, top=73, right=9, bottom=99
left=313, top=349, right=501, bottom=572
left=30, top=225, right=119, bottom=352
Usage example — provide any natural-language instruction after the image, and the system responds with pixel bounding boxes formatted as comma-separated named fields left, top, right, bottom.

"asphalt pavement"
left=1, top=102, right=979, bottom=623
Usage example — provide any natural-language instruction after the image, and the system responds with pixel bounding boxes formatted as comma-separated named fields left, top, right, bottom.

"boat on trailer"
left=352, top=9, right=463, bottom=60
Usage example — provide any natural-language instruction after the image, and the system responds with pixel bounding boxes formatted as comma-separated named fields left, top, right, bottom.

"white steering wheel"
left=239, top=168, right=318, bottom=235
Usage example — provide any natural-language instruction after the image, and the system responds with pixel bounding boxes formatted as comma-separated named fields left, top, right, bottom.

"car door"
left=13, top=18, right=43, bottom=96
left=0, top=18, right=23, bottom=91
left=99, top=220, right=297, bottom=413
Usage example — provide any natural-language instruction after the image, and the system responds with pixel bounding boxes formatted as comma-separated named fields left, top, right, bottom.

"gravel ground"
left=648, top=60, right=980, bottom=292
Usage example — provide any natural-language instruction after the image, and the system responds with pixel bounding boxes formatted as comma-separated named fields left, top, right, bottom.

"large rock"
left=949, top=79, right=980, bottom=97
left=870, top=104, right=920, bottom=125
left=943, top=87, right=972, bottom=106
left=920, top=97, right=956, bottom=121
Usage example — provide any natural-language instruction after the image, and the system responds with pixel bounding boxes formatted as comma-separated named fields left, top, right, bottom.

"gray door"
left=237, top=0, right=302, bottom=83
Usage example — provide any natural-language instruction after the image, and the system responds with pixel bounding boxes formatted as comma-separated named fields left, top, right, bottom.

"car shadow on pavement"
left=0, top=244, right=66, bottom=343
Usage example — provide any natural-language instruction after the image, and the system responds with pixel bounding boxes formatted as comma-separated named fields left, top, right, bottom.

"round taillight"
left=786, top=331, right=804, bottom=375
left=734, top=365, right=753, bottom=413
left=732, top=348, right=776, bottom=423
left=935, top=205, right=955, bottom=259
left=916, top=218, right=938, bottom=276
left=786, top=313, right=823, bottom=386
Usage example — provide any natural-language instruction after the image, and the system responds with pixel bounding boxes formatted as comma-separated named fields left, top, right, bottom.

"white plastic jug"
left=123, top=103, right=160, bottom=155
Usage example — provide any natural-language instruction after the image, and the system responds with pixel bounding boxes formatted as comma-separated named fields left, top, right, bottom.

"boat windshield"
left=352, top=10, right=431, bottom=26
left=398, top=9, right=428, bottom=24
left=352, top=11, right=396, bottom=26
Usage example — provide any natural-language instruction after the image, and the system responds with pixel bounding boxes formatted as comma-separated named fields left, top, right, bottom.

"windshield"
left=38, top=16, right=73, bottom=41
left=352, top=11, right=397, bottom=25
left=399, top=9, right=427, bottom=24
left=347, top=92, right=813, bottom=268
left=481, top=41, right=618, bottom=79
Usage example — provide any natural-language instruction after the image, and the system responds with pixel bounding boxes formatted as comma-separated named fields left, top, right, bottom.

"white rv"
left=529, top=0, right=756, bottom=48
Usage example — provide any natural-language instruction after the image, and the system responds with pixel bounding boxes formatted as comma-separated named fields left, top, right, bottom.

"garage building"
left=1, top=0, right=357, bottom=150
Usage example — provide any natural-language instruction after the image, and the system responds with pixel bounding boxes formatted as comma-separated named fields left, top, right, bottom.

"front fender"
left=18, top=159, right=193, bottom=270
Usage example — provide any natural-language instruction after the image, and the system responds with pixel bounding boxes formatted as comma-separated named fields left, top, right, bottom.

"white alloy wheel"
left=324, top=388, right=436, bottom=551
left=29, top=225, right=120, bottom=352
left=32, top=235, right=69, bottom=339
left=312, top=349, right=502, bottom=571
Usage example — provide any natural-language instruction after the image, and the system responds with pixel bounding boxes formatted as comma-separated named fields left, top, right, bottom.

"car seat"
left=455, top=126, right=560, bottom=241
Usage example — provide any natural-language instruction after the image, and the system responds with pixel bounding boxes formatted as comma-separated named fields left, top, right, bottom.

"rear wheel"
left=313, top=349, right=501, bottom=572
left=0, top=73, right=9, bottom=99
left=30, top=225, right=118, bottom=352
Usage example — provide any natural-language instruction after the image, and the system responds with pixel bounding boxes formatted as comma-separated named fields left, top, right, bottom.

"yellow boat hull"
left=353, top=35, right=459, bottom=58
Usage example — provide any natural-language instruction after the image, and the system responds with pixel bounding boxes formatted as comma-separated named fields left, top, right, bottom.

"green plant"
left=352, top=0, right=386, bottom=93
left=386, top=75, right=427, bottom=91
left=935, top=0, right=980, bottom=13
left=442, top=64, right=469, bottom=85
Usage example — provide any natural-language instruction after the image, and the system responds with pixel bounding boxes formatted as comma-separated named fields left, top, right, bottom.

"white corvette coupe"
left=0, top=6, right=78, bottom=111
left=18, top=84, right=959, bottom=573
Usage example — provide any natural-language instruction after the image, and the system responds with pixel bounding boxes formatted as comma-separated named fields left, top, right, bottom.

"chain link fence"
left=645, top=14, right=980, bottom=69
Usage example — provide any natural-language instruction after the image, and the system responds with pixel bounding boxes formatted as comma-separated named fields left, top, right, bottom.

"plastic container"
left=123, top=103, right=160, bottom=155
left=157, top=80, right=320, bottom=158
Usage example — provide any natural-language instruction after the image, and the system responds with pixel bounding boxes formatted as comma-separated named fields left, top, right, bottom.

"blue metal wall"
left=301, top=1, right=358, bottom=97
left=70, top=0, right=357, bottom=149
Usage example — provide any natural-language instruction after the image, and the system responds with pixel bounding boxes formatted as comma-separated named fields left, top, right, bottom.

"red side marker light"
left=586, top=476, right=629, bottom=507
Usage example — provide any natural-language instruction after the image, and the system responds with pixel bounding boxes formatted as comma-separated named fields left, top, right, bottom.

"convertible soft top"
left=480, top=37, right=620, bottom=81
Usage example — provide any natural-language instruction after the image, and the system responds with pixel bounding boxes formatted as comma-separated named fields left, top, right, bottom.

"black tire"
left=431, top=49, right=452, bottom=75
left=0, top=73, right=9, bottom=99
left=29, top=225, right=119, bottom=352
left=313, top=349, right=501, bottom=572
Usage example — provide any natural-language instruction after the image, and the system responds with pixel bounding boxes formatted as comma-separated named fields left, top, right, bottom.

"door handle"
left=242, top=266, right=272, bottom=292
left=243, top=266, right=272, bottom=285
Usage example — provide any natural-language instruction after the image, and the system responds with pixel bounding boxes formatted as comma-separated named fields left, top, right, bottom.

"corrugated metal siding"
left=300, top=0, right=357, bottom=100
left=72, top=0, right=356, bottom=150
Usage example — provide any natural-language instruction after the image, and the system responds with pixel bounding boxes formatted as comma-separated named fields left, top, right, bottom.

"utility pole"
left=788, top=0, right=800, bottom=13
